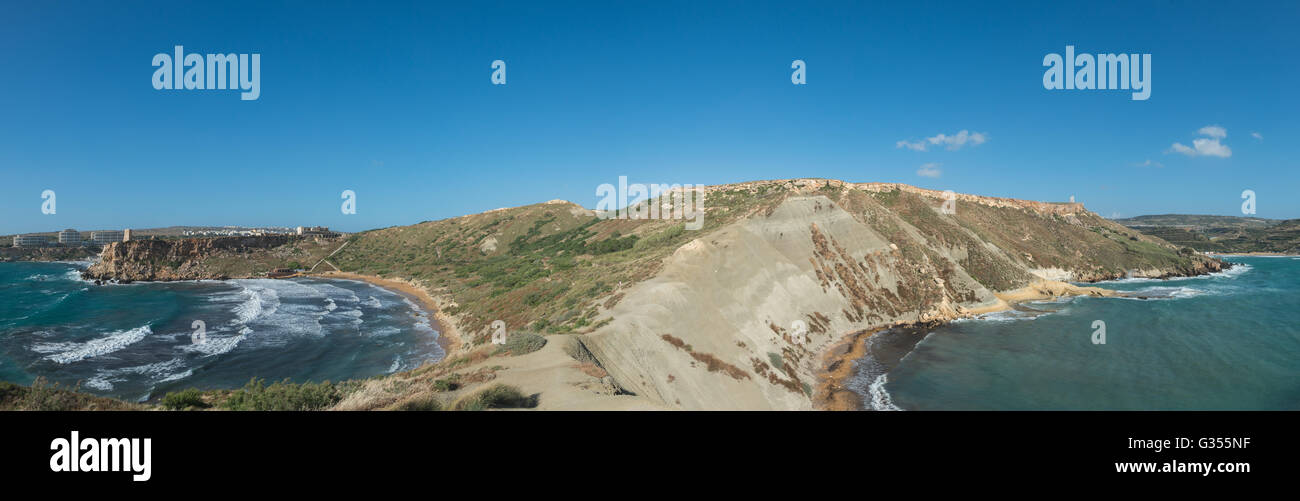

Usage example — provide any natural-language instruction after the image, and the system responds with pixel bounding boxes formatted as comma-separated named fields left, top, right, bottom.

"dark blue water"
left=0, top=261, right=445, bottom=401
left=851, top=257, right=1300, bottom=410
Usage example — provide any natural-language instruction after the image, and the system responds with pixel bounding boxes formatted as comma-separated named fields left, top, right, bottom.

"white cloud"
left=1169, top=138, right=1231, bottom=157
left=1135, top=159, right=1163, bottom=168
left=1251, top=131, right=1263, bottom=141
left=1197, top=125, right=1227, bottom=139
left=897, top=130, right=988, bottom=152
left=916, top=163, right=942, bottom=178
left=1167, top=126, right=1232, bottom=158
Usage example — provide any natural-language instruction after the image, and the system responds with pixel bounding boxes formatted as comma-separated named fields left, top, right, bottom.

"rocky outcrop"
left=0, top=246, right=98, bottom=262
left=82, top=236, right=290, bottom=281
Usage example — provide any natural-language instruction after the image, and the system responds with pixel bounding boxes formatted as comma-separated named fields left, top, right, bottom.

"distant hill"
left=1115, top=214, right=1299, bottom=254
left=1112, top=214, right=1278, bottom=230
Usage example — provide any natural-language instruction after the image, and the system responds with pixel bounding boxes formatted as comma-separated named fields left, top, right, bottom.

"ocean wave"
left=83, top=357, right=191, bottom=391
left=178, top=330, right=247, bottom=357
left=53, top=259, right=96, bottom=267
left=366, top=326, right=403, bottom=338
left=868, top=374, right=903, bottom=411
left=1210, top=263, right=1253, bottom=279
left=231, top=283, right=281, bottom=324
left=34, top=325, right=153, bottom=364
left=365, top=296, right=383, bottom=308
left=1126, top=285, right=1206, bottom=299
left=1090, top=263, right=1253, bottom=286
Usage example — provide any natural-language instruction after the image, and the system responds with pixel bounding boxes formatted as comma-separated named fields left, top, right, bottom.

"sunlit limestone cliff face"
left=578, top=181, right=1222, bottom=409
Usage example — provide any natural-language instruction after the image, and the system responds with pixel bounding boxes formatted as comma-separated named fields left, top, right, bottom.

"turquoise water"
left=851, top=256, right=1300, bottom=410
left=0, top=261, right=445, bottom=401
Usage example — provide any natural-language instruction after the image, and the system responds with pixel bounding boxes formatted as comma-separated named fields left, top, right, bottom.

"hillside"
left=73, top=179, right=1225, bottom=410
left=1113, top=214, right=1278, bottom=230
left=1115, top=214, right=1300, bottom=254
left=323, top=179, right=1223, bottom=410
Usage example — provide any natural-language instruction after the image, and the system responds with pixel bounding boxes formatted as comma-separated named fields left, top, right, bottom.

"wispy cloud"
left=1251, top=131, right=1263, bottom=141
left=1135, top=159, right=1163, bottom=168
left=916, top=162, right=942, bottom=178
left=1197, top=125, right=1227, bottom=139
left=897, top=130, right=988, bottom=152
left=1168, top=125, right=1232, bottom=158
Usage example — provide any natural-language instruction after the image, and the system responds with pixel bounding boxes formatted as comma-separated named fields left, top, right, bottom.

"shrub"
left=221, top=378, right=348, bottom=411
left=392, top=394, right=442, bottom=411
left=497, top=331, right=546, bottom=356
left=433, top=376, right=460, bottom=392
left=160, top=388, right=209, bottom=410
left=453, top=384, right=537, bottom=410
left=17, top=377, right=83, bottom=411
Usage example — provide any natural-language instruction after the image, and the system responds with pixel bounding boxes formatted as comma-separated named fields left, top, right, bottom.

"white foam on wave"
left=365, top=296, right=383, bottom=308
left=178, top=329, right=247, bottom=357
left=366, top=326, right=402, bottom=338
left=34, top=325, right=153, bottom=364
left=1090, top=262, right=1253, bottom=286
left=953, top=309, right=1046, bottom=324
left=84, top=357, right=192, bottom=391
left=1211, top=263, right=1253, bottom=279
left=231, top=283, right=281, bottom=324
left=1126, top=285, right=1206, bottom=299
left=223, top=279, right=340, bottom=342
left=324, top=298, right=338, bottom=312
left=868, top=374, right=903, bottom=411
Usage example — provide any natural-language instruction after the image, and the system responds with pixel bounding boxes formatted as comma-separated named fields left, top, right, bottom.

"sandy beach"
left=317, top=271, right=464, bottom=356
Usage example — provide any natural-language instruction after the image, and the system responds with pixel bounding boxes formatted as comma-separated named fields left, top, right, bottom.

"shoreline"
left=315, top=271, right=463, bottom=357
left=812, top=279, right=1121, bottom=411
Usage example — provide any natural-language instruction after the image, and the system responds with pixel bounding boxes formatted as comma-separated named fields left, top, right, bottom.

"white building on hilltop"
left=58, top=228, right=82, bottom=246
left=90, top=230, right=125, bottom=246
left=14, top=235, right=50, bottom=247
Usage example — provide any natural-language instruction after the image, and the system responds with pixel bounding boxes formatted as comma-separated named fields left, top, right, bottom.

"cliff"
left=82, top=236, right=339, bottom=281
left=322, top=178, right=1226, bottom=410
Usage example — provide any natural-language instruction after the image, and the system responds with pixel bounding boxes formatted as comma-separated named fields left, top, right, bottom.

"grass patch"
left=495, top=331, right=547, bottom=356
left=391, top=394, right=442, bottom=411
left=452, top=384, right=537, bottom=410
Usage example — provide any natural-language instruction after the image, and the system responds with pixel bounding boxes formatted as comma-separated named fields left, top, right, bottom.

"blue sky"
left=1, top=0, right=1297, bottom=234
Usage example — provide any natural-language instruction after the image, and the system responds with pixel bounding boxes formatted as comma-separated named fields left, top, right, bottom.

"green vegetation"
left=495, top=331, right=547, bottom=356
left=433, top=375, right=461, bottom=392
left=220, top=378, right=359, bottom=411
left=332, top=190, right=786, bottom=342
left=1117, top=216, right=1299, bottom=254
left=0, top=378, right=139, bottom=411
left=452, top=384, right=537, bottom=410
left=160, top=388, right=209, bottom=410
left=392, top=394, right=442, bottom=411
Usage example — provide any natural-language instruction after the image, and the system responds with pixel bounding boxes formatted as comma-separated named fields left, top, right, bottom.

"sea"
left=0, top=261, right=446, bottom=402
left=849, top=256, right=1300, bottom=410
